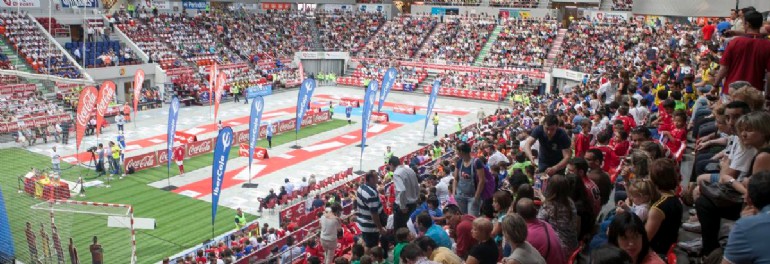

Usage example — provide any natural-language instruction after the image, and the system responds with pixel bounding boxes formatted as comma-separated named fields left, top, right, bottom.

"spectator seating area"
left=64, top=41, right=140, bottom=67
left=113, top=13, right=185, bottom=70
left=420, top=0, right=481, bottom=6
left=0, top=83, right=69, bottom=145
left=35, top=17, right=69, bottom=37
left=146, top=14, right=234, bottom=65
left=479, top=18, right=558, bottom=69
left=1, top=11, right=81, bottom=79
left=438, top=69, right=527, bottom=93
left=415, top=15, right=495, bottom=65
left=337, top=62, right=429, bottom=90
left=216, top=11, right=313, bottom=63
left=315, top=10, right=385, bottom=52
left=489, top=0, right=540, bottom=7
left=357, top=15, right=438, bottom=60
left=613, top=0, right=633, bottom=11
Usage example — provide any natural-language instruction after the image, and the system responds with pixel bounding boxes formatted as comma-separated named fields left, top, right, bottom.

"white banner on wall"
left=587, top=10, right=630, bottom=21
left=0, top=0, right=40, bottom=8
left=142, top=0, right=169, bottom=9
left=322, top=4, right=353, bottom=12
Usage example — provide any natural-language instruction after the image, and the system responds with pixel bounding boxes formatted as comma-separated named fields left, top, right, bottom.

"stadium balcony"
left=415, top=14, right=496, bottom=66
left=1, top=12, right=82, bottom=79
left=357, top=15, right=438, bottom=60
left=315, top=10, right=385, bottom=52
left=489, top=0, right=540, bottom=8
left=64, top=41, right=141, bottom=68
left=478, top=18, right=558, bottom=69
left=612, top=0, right=633, bottom=11
left=35, top=17, right=69, bottom=38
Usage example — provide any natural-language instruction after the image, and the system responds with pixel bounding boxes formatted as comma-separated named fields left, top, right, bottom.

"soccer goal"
left=30, top=199, right=136, bottom=264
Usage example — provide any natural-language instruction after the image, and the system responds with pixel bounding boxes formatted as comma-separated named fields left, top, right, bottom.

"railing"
left=27, top=13, right=94, bottom=83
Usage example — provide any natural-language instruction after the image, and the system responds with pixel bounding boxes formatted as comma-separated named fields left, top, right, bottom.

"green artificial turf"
left=1, top=119, right=350, bottom=263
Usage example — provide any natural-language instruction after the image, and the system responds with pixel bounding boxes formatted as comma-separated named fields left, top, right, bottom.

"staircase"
left=542, top=28, right=567, bottom=72
left=417, top=71, right=439, bottom=91
left=473, top=25, right=503, bottom=66
left=308, top=16, right=324, bottom=51
left=0, top=38, right=48, bottom=92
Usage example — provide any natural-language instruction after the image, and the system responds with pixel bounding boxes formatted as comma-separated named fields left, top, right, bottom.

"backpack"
left=471, top=158, right=497, bottom=201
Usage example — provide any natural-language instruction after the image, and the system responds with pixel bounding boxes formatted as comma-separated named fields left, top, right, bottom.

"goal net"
left=29, top=200, right=136, bottom=264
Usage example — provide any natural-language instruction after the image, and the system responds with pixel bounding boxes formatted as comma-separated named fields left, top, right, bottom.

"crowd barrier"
left=123, top=111, right=331, bottom=172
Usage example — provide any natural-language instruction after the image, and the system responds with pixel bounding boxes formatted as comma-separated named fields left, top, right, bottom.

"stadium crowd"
left=358, top=15, right=438, bottom=60
left=478, top=18, right=558, bottom=69
left=165, top=7, right=770, bottom=264
left=316, top=10, right=385, bottom=52
left=415, top=15, right=495, bottom=65
left=0, top=11, right=81, bottom=78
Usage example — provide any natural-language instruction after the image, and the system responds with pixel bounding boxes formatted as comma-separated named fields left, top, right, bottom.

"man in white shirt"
left=485, top=144, right=509, bottom=168
left=598, top=74, right=617, bottom=105
left=51, top=146, right=61, bottom=177
left=115, top=114, right=125, bottom=133
left=284, top=179, right=294, bottom=195
left=628, top=98, right=650, bottom=126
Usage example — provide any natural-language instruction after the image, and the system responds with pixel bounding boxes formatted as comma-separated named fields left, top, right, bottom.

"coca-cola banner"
left=95, top=81, right=116, bottom=136
left=186, top=138, right=214, bottom=158
left=124, top=151, right=158, bottom=172
left=75, top=86, right=98, bottom=151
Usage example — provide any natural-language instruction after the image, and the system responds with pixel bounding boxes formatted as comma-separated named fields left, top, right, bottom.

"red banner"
left=209, top=63, right=217, bottom=107
left=393, top=104, right=416, bottom=115
left=186, top=138, right=214, bottom=158
left=123, top=151, right=158, bottom=172
left=215, top=72, right=226, bottom=122
left=422, top=86, right=502, bottom=102
left=340, top=97, right=361, bottom=108
left=174, top=131, right=198, bottom=144
left=75, top=86, right=98, bottom=151
left=133, top=69, right=145, bottom=121
left=95, top=81, right=116, bottom=136
left=238, top=144, right=269, bottom=159
left=279, top=202, right=306, bottom=225
left=261, top=2, right=291, bottom=10
left=371, top=112, right=389, bottom=123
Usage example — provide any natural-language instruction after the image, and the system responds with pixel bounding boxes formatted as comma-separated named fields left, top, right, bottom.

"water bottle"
left=533, top=173, right=542, bottom=191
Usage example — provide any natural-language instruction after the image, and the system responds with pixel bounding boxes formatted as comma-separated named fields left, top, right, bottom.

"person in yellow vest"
left=384, top=146, right=394, bottom=164
left=235, top=208, right=247, bottom=229
left=433, top=112, right=440, bottom=137
left=109, top=141, right=122, bottom=178
left=232, top=85, right=240, bottom=103
left=456, top=118, right=462, bottom=134
left=432, top=141, right=443, bottom=160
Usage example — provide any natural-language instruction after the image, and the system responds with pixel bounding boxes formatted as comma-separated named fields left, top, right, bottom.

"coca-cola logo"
left=157, top=149, right=168, bottom=164
left=237, top=131, right=249, bottom=144
left=276, top=120, right=294, bottom=134
left=96, top=84, right=115, bottom=116
left=313, top=112, right=329, bottom=123
left=187, top=140, right=213, bottom=157
left=0, top=122, right=7, bottom=133
left=125, top=154, right=157, bottom=171
left=76, top=89, right=97, bottom=127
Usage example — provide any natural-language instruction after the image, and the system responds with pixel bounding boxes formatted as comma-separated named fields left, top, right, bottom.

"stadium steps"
left=308, top=16, right=324, bottom=51
left=538, top=0, right=551, bottom=9
left=599, top=0, right=614, bottom=11
left=473, top=25, right=503, bottom=66
left=417, top=71, right=439, bottom=91
left=414, top=21, right=440, bottom=59
left=542, top=28, right=567, bottom=72
left=0, top=38, right=34, bottom=74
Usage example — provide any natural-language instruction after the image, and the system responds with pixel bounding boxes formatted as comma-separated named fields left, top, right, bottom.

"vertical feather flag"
left=166, top=97, right=180, bottom=171
left=95, top=81, right=116, bottom=136
left=377, top=67, right=398, bottom=112
left=422, top=80, right=441, bottom=134
left=211, top=127, right=234, bottom=227
left=133, top=69, right=144, bottom=122
left=209, top=63, right=217, bottom=106
left=214, top=72, right=226, bottom=123
left=361, top=80, right=379, bottom=157
left=75, top=86, right=98, bottom=152
left=295, top=78, right=316, bottom=134
left=248, top=96, right=264, bottom=177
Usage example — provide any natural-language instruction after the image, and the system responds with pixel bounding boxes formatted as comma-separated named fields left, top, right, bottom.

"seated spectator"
left=515, top=198, right=565, bottom=264
left=607, top=212, right=665, bottom=264
left=415, top=212, right=452, bottom=249
left=500, top=214, right=546, bottom=264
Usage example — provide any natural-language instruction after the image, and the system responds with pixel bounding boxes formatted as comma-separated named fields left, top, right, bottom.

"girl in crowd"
left=608, top=212, right=665, bottom=264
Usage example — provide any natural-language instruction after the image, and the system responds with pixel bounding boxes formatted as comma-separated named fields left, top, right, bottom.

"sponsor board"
left=371, top=112, right=389, bottom=123
left=186, top=139, right=214, bottom=158
left=123, top=152, right=158, bottom=171
left=0, top=0, right=39, bottom=8
left=60, top=0, right=97, bottom=8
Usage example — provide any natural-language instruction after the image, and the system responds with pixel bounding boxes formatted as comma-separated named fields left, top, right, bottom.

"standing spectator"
left=391, top=156, right=419, bottom=230
left=522, top=115, right=572, bottom=175
left=714, top=11, right=770, bottom=100
left=284, top=179, right=294, bottom=195
left=320, top=204, right=342, bottom=264
left=453, top=142, right=486, bottom=216
left=466, top=218, right=498, bottom=264
left=96, top=144, right=106, bottom=177
left=433, top=112, right=440, bottom=137
left=355, top=170, right=385, bottom=250
left=51, top=146, right=61, bottom=177
left=109, top=141, right=121, bottom=177
left=500, top=214, right=546, bottom=264
left=115, top=114, right=125, bottom=133
left=701, top=21, right=716, bottom=41
left=266, top=121, right=274, bottom=149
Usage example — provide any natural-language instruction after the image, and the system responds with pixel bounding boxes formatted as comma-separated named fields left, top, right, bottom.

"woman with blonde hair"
left=735, top=111, right=770, bottom=176
left=501, top=214, right=546, bottom=264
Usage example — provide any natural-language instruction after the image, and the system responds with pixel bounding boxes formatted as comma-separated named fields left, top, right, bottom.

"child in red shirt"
left=654, top=99, right=676, bottom=133
left=662, top=111, right=688, bottom=154
left=611, top=130, right=631, bottom=157
left=573, top=119, right=592, bottom=158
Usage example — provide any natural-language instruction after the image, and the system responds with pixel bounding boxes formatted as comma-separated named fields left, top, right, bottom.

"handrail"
left=27, top=13, right=94, bottom=84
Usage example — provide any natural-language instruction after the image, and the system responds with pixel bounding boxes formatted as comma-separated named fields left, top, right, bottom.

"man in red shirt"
left=714, top=11, right=770, bottom=96
left=174, top=145, right=185, bottom=176
left=702, top=21, right=716, bottom=41
left=442, top=204, right=476, bottom=259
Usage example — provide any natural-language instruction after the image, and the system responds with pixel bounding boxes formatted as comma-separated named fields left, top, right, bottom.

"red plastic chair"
left=568, top=242, right=584, bottom=264
left=667, top=243, right=678, bottom=264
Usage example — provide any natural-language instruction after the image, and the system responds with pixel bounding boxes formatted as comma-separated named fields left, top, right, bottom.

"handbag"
left=699, top=181, right=744, bottom=208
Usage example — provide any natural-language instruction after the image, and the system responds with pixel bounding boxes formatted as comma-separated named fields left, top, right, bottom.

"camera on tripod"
left=87, top=146, right=98, bottom=152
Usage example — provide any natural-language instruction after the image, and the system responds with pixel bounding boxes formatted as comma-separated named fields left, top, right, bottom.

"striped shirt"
left=356, top=184, right=382, bottom=233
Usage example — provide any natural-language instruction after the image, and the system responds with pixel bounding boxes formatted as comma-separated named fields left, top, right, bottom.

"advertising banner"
left=133, top=69, right=144, bottom=122
left=60, top=0, right=97, bottom=8
left=95, top=81, right=116, bottom=136
left=377, top=67, right=398, bottom=113
left=182, top=0, right=207, bottom=9
left=211, top=127, right=234, bottom=227
left=75, top=86, right=98, bottom=151
left=0, top=0, right=39, bottom=8
left=245, top=85, right=272, bottom=99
